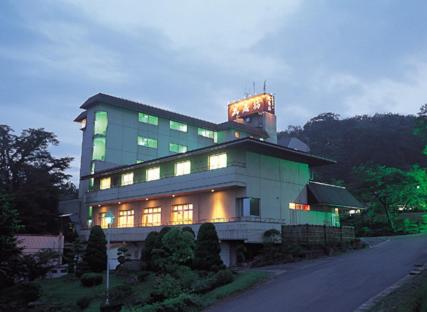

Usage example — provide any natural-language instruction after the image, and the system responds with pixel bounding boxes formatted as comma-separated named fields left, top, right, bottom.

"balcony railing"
left=88, top=161, right=246, bottom=193
left=85, top=216, right=285, bottom=230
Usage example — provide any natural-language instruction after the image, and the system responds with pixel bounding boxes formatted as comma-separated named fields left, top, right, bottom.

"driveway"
left=207, top=234, right=427, bottom=312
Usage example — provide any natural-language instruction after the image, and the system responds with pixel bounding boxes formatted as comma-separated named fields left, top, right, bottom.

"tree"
left=414, top=104, right=427, bottom=155
left=0, top=125, right=74, bottom=233
left=353, top=165, right=424, bottom=231
left=84, top=226, right=107, bottom=272
left=193, top=223, right=223, bottom=271
left=142, top=231, right=159, bottom=268
left=0, top=194, right=23, bottom=288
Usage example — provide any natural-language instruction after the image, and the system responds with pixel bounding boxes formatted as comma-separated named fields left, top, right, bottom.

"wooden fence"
left=282, top=224, right=355, bottom=245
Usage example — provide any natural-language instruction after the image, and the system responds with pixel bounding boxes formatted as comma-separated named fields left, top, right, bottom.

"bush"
left=182, top=226, right=195, bottom=238
left=263, top=229, right=281, bottom=245
left=80, top=272, right=103, bottom=287
left=100, top=302, right=123, bottom=312
left=0, top=282, right=41, bottom=310
left=84, top=225, right=107, bottom=272
left=76, top=296, right=91, bottom=310
left=141, top=294, right=202, bottom=312
left=150, top=274, right=183, bottom=302
left=193, top=223, right=223, bottom=271
left=142, top=231, right=159, bottom=268
left=109, top=284, right=133, bottom=305
left=212, top=269, right=234, bottom=287
left=137, top=271, right=150, bottom=282
left=170, top=266, right=198, bottom=290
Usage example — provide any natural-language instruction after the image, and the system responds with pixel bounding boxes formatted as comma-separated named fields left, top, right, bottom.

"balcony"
left=85, top=163, right=247, bottom=204
left=80, top=217, right=284, bottom=244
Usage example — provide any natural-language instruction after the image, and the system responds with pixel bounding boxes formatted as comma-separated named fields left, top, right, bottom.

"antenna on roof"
left=252, top=82, right=256, bottom=95
left=263, top=80, right=267, bottom=93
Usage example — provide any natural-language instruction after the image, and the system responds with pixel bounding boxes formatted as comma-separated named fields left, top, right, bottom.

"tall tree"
left=84, top=225, right=107, bottom=272
left=193, top=223, right=223, bottom=271
left=414, top=104, right=427, bottom=155
left=0, top=194, right=23, bottom=288
left=0, top=125, right=73, bottom=233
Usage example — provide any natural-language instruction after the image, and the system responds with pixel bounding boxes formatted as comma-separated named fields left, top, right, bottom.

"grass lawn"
left=37, top=273, right=156, bottom=311
left=201, top=271, right=270, bottom=307
left=367, top=270, right=427, bottom=312
left=36, top=271, right=269, bottom=311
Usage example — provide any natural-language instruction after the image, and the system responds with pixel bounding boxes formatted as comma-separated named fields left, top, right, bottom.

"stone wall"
left=282, top=224, right=355, bottom=245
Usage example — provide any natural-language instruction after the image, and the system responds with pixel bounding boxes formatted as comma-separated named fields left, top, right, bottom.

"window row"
left=98, top=153, right=227, bottom=190
left=137, top=136, right=188, bottom=153
left=98, top=204, right=193, bottom=228
left=138, top=112, right=216, bottom=140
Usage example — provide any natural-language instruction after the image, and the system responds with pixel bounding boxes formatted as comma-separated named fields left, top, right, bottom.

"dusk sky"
left=1, top=0, right=427, bottom=183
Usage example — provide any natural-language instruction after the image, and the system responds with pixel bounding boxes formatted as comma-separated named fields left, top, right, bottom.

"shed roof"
left=307, top=181, right=365, bottom=209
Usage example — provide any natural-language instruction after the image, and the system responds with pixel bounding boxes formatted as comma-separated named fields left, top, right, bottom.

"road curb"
left=354, top=262, right=427, bottom=312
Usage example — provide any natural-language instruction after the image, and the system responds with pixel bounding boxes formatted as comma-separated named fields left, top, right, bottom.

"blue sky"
left=1, top=0, right=427, bottom=183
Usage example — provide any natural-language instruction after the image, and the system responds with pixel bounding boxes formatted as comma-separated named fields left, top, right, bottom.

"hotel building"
left=65, top=92, right=363, bottom=266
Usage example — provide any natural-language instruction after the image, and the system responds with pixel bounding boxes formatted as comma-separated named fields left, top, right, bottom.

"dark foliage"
left=76, top=296, right=92, bottom=310
left=142, top=231, right=159, bottom=268
left=0, top=282, right=41, bottom=310
left=80, top=272, right=103, bottom=287
left=182, top=226, right=195, bottom=238
left=280, top=113, right=427, bottom=188
left=0, top=195, right=23, bottom=288
left=193, top=223, right=223, bottom=271
left=84, top=226, right=107, bottom=272
left=0, top=125, right=75, bottom=234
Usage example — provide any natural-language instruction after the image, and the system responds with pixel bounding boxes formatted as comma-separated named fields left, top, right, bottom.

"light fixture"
left=211, top=189, right=215, bottom=192
left=145, top=198, right=149, bottom=201
left=118, top=202, right=121, bottom=205
left=98, top=204, right=101, bottom=207
left=172, top=194, right=176, bottom=198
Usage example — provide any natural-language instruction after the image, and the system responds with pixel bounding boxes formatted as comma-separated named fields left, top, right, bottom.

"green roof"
left=307, top=181, right=365, bottom=209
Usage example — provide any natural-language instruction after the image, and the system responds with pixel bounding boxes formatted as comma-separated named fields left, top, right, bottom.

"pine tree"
left=193, top=223, right=223, bottom=271
left=84, top=226, right=107, bottom=272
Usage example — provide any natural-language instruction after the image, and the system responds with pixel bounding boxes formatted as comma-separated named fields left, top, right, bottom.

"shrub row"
left=140, top=293, right=202, bottom=312
left=80, top=272, right=103, bottom=287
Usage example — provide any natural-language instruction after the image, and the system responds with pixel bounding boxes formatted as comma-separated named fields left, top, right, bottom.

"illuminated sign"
left=227, top=93, right=275, bottom=121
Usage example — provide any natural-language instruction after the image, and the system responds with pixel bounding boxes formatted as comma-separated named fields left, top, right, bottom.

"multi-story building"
left=66, top=92, right=363, bottom=266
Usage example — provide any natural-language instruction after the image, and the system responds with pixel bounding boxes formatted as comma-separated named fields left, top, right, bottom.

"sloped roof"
left=82, top=137, right=336, bottom=179
left=76, top=93, right=267, bottom=137
left=307, top=181, right=365, bottom=209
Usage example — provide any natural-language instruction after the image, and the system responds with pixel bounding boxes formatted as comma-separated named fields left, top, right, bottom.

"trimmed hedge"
left=80, top=272, right=103, bottom=287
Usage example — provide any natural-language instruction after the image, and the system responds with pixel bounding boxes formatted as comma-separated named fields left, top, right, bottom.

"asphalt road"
left=207, top=234, right=427, bottom=312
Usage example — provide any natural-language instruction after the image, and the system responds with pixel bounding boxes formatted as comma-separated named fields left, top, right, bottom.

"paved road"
left=208, top=234, right=427, bottom=312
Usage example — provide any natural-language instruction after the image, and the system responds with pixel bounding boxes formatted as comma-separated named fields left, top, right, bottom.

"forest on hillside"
left=279, top=107, right=427, bottom=235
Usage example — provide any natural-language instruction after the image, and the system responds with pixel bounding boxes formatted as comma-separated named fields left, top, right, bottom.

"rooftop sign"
left=227, top=93, right=275, bottom=121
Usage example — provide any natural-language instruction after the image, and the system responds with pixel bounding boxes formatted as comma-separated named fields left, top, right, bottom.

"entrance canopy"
left=307, top=181, right=365, bottom=210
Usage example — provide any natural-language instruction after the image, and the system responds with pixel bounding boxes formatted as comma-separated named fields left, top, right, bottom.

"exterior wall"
left=92, top=188, right=240, bottom=228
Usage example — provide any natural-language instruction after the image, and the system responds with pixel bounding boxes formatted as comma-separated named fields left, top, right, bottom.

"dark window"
left=237, top=197, right=260, bottom=217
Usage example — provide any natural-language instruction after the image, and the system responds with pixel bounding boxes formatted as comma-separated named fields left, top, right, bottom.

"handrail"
left=81, top=216, right=285, bottom=231
left=88, top=162, right=246, bottom=192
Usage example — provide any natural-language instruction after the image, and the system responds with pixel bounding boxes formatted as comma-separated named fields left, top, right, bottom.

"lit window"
left=238, top=198, right=260, bottom=217
left=121, top=172, right=134, bottom=186
left=142, top=207, right=161, bottom=226
left=171, top=204, right=193, bottom=225
left=118, top=210, right=134, bottom=228
left=209, top=153, right=227, bottom=170
left=289, top=203, right=310, bottom=211
left=80, top=119, right=87, bottom=129
left=92, top=137, right=106, bottom=161
left=146, top=167, right=160, bottom=181
left=138, top=113, right=158, bottom=126
left=198, top=128, right=215, bottom=139
left=169, top=143, right=187, bottom=153
left=94, top=111, right=108, bottom=135
left=175, top=160, right=191, bottom=176
left=100, top=177, right=111, bottom=190
left=138, top=136, right=158, bottom=149
left=99, top=212, right=109, bottom=229
left=170, top=120, right=187, bottom=132
left=234, top=131, right=240, bottom=138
